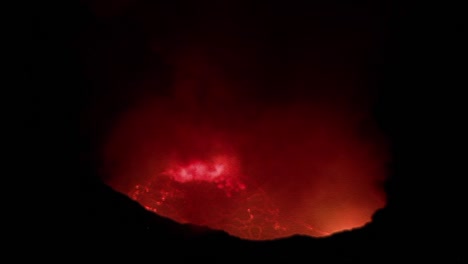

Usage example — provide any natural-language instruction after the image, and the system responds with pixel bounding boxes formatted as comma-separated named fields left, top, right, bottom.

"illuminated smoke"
left=94, top=1, right=389, bottom=240
left=101, top=49, right=389, bottom=240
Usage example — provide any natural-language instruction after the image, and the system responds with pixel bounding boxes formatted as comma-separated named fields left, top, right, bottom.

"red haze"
left=101, top=49, right=389, bottom=240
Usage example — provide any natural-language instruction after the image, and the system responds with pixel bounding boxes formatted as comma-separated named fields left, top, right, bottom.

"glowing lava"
left=128, top=155, right=289, bottom=239
left=103, top=94, right=388, bottom=239
left=162, top=156, right=246, bottom=195
left=101, top=50, right=389, bottom=240
left=80, top=0, right=392, bottom=241
left=166, top=161, right=226, bottom=183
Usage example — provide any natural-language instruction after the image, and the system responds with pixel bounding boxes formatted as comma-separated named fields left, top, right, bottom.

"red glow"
left=101, top=53, right=389, bottom=240
left=167, top=162, right=226, bottom=183
left=162, top=157, right=246, bottom=196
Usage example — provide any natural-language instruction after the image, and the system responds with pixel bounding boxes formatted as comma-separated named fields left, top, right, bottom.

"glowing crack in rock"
left=129, top=171, right=290, bottom=240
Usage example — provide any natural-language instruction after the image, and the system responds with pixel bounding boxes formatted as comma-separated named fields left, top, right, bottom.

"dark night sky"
left=29, top=0, right=464, bottom=262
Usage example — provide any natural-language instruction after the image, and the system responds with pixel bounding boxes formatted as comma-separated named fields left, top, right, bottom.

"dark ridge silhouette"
left=29, top=0, right=464, bottom=263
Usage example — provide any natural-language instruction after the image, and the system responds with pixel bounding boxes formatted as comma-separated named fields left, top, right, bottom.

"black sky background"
left=29, top=0, right=464, bottom=262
